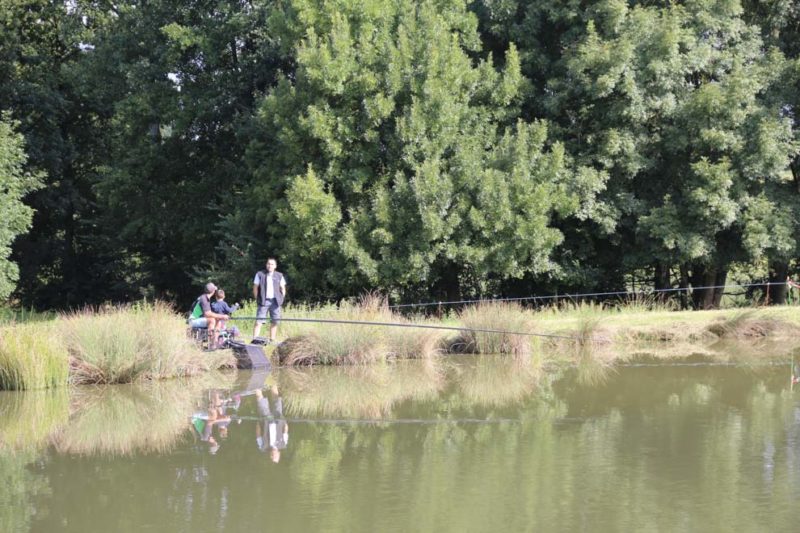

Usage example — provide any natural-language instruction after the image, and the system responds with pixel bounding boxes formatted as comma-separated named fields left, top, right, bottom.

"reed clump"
left=60, top=302, right=229, bottom=384
left=705, top=311, right=800, bottom=339
left=276, top=294, right=442, bottom=365
left=451, top=302, right=536, bottom=356
left=0, top=323, right=69, bottom=390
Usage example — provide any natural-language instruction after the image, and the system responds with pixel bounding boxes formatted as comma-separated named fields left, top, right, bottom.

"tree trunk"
left=654, top=261, right=671, bottom=302
left=768, top=261, right=789, bottom=305
left=690, top=264, right=718, bottom=310
left=679, top=263, right=690, bottom=310
left=711, top=268, right=727, bottom=309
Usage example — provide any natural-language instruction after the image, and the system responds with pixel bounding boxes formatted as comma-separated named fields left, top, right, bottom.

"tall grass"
left=0, top=323, right=69, bottom=390
left=453, top=302, right=536, bottom=356
left=60, top=302, right=231, bottom=384
left=276, top=294, right=443, bottom=365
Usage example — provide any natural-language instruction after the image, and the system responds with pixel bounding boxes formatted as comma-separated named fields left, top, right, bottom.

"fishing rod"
left=229, top=316, right=579, bottom=341
left=227, top=414, right=520, bottom=425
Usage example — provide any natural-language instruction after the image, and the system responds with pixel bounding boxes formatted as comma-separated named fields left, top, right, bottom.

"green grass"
left=274, top=294, right=444, bottom=365
left=0, top=322, right=69, bottom=390
left=453, top=302, right=537, bottom=356
left=60, top=302, right=232, bottom=384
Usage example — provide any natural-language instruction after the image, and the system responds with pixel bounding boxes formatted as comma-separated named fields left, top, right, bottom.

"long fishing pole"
left=229, top=316, right=579, bottom=341
left=227, top=414, right=520, bottom=425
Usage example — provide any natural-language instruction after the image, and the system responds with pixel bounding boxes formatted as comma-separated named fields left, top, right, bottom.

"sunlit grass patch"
left=275, top=293, right=444, bottom=364
left=452, top=302, right=536, bottom=356
left=0, top=322, right=69, bottom=390
left=60, top=302, right=231, bottom=384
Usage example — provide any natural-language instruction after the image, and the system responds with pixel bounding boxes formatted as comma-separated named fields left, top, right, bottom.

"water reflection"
left=0, top=355, right=799, bottom=531
left=255, top=387, right=288, bottom=462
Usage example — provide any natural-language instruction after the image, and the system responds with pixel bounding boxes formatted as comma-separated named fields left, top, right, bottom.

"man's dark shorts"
left=256, top=298, right=281, bottom=325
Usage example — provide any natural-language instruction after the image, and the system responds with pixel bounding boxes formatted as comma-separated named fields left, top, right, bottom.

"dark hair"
left=215, top=289, right=225, bottom=298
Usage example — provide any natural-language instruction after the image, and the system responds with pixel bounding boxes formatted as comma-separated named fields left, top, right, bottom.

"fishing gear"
left=229, top=316, right=579, bottom=341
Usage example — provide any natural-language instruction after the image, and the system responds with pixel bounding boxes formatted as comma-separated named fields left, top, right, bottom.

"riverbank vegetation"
left=2, top=298, right=800, bottom=388
left=0, top=303, right=232, bottom=390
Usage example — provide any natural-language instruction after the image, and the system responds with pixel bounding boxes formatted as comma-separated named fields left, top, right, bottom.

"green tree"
left=235, top=0, right=604, bottom=302
left=0, top=115, right=42, bottom=300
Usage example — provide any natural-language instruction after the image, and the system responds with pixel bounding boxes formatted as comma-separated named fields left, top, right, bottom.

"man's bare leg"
left=207, top=318, right=218, bottom=349
left=270, top=323, right=278, bottom=343
left=253, top=321, right=263, bottom=339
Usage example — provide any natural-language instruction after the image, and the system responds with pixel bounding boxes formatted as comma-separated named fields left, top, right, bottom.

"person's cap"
left=205, top=282, right=217, bottom=293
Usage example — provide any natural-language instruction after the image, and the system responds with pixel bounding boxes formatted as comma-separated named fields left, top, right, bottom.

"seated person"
left=188, top=282, right=229, bottom=348
left=211, top=289, right=240, bottom=340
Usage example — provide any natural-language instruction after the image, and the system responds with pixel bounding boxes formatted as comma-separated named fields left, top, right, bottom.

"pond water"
left=1, top=355, right=799, bottom=532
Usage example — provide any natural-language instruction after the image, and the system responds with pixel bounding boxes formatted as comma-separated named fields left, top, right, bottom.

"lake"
left=1, top=354, right=799, bottom=532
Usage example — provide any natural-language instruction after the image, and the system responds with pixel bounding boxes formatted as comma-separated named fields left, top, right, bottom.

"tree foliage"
left=1, top=0, right=799, bottom=308
left=0, top=115, right=41, bottom=299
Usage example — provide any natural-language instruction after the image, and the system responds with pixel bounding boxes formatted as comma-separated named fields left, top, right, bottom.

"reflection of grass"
left=453, top=302, right=536, bottom=356
left=280, top=361, right=443, bottom=418
left=0, top=323, right=69, bottom=390
left=54, top=373, right=234, bottom=456
left=61, top=302, right=232, bottom=384
left=0, top=389, right=70, bottom=452
left=455, top=356, right=542, bottom=408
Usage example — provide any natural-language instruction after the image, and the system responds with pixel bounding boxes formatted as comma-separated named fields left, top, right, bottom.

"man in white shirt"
left=252, top=258, right=287, bottom=343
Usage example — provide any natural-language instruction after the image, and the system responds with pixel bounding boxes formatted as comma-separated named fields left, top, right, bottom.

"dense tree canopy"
left=1, top=0, right=799, bottom=309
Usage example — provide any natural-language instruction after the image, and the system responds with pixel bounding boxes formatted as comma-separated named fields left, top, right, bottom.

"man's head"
left=205, top=282, right=217, bottom=295
left=266, top=258, right=277, bottom=272
left=270, top=447, right=281, bottom=463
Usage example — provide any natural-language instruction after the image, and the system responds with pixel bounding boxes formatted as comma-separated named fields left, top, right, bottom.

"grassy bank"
left=0, top=303, right=232, bottom=390
left=266, top=299, right=800, bottom=366
left=3, top=300, right=800, bottom=381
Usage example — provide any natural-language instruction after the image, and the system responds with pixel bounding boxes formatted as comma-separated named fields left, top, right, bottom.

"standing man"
left=252, top=257, right=287, bottom=343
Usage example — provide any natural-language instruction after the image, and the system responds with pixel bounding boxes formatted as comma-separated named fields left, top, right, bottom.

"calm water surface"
left=1, top=355, right=799, bottom=532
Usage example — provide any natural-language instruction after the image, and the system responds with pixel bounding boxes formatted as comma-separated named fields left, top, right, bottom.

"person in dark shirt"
left=211, top=289, right=240, bottom=342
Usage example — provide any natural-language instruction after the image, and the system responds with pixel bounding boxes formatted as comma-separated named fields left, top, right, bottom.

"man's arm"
left=203, top=309, right=229, bottom=320
left=253, top=283, right=259, bottom=299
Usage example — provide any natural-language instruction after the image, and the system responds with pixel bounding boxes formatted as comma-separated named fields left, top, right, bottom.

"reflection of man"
left=255, top=386, right=289, bottom=463
left=252, top=258, right=287, bottom=344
